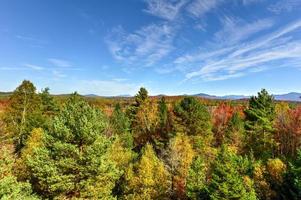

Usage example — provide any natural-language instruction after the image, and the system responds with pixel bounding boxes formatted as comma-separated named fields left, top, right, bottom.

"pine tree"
left=208, top=146, right=257, bottom=200
left=174, top=97, right=211, bottom=136
left=110, top=103, right=130, bottom=135
left=245, top=89, right=276, bottom=159
left=186, top=156, right=207, bottom=200
left=27, top=94, right=122, bottom=199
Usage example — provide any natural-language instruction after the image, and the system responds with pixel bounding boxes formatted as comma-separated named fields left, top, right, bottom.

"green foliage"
left=245, top=89, right=276, bottom=159
left=4, top=80, right=44, bottom=151
left=1, top=83, right=301, bottom=199
left=174, top=97, right=212, bottom=137
left=127, top=88, right=158, bottom=148
left=208, top=146, right=257, bottom=200
left=110, top=103, right=130, bottom=135
left=39, top=87, right=59, bottom=117
left=27, top=94, right=121, bottom=199
left=0, top=147, right=39, bottom=200
left=186, top=156, right=207, bottom=200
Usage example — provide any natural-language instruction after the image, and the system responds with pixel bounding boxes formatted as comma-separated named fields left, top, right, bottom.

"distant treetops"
left=0, top=80, right=301, bottom=199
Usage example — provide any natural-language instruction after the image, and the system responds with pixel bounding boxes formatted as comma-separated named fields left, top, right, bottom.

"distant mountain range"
left=1, top=91, right=300, bottom=102
left=194, top=92, right=301, bottom=102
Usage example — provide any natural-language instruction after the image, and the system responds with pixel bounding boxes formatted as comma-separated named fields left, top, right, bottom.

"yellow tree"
left=124, top=144, right=171, bottom=200
left=168, top=133, right=195, bottom=199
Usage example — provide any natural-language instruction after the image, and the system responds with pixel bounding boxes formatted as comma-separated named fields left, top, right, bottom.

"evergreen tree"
left=245, top=89, right=276, bottom=159
left=39, top=87, right=59, bottom=117
left=27, top=94, right=122, bottom=199
left=110, top=103, right=130, bottom=135
left=127, top=88, right=158, bottom=149
left=174, top=97, right=211, bottom=137
left=208, top=146, right=257, bottom=200
left=156, top=96, right=173, bottom=147
left=186, top=156, right=208, bottom=200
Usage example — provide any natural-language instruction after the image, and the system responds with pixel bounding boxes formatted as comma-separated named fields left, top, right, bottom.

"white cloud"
left=52, top=70, right=67, bottom=78
left=48, top=58, right=71, bottom=67
left=268, top=0, right=301, bottom=13
left=181, top=19, right=301, bottom=81
left=24, top=64, right=44, bottom=71
left=215, top=17, right=274, bottom=44
left=186, top=0, right=222, bottom=18
left=106, top=23, right=176, bottom=66
left=143, top=0, right=188, bottom=21
left=242, top=0, right=265, bottom=5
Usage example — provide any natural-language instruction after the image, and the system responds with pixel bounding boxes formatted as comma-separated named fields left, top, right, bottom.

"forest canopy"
left=1, top=80, right=301, bottom=199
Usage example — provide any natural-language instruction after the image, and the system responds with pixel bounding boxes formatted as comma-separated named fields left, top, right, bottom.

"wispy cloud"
left=106, top=23, right=176, bottom=66
left=15, top=34, right=48, bottom=45
left=24, top=64, right=44, bottom=71
left=48, top=58, right=72, bottom=67
left=268, top=0, right=301, bottom=13
left=186, top=0, right=222, bottom=18
left=242, top=0, right=265, bottom=6
left=179, top=19, right=301, bottom=81
left=215, top=17, right=274, bottom=44
left=143, top=0, right=188, bottom=21
left=52, top=70, right=67, bottom=78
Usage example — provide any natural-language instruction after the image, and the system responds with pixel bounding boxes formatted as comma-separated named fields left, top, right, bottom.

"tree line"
left=0, top=80, right=301, bottom=199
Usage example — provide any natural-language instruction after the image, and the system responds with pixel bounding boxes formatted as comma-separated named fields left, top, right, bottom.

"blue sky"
left=1, top=0, right=301, bottom=96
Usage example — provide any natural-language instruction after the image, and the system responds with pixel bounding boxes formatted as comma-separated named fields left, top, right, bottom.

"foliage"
left=208, top=146, right=257, bottom=200
left=3, top=80, right=44, bottom=151
left=27, top=94, right=122, bottom=199
left=168, top=133, right=195, bottom=198
left=186, top=156, right=207, bottom=200
left=0, top=147, right=39, bottom=199
left=245, top=89, right=276, bottom=159
left=124, top=144, right=171, bottom=199
left=1, top=81, right=301, bottom=199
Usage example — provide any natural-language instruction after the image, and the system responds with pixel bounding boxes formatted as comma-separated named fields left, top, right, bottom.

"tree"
left=186, top=156, right=207, bottom=200
left=173, top=97, right=212, bottom=150
left=0, top=147, right=39, bottom=200
left=212, top=103, right=234, bottom=147
left=124, top=144, right=171, bottom=200
left=245, top=89, right=276, bottom=159
left=39, top=87, right=59, bottom=117
left=155, top=96, right=174, bottom=147
left=27, top=94, right=122, bottom=199
left=225, top=112, right=245, bottom=152
left=168, top=133, right=195, bottom=198
left=208, top=146, right=257, bottom=200
left=127, top=88, right=158, bottom=149
left=3, top=80, right=44, bottom=151
left=275, top=104, right=301, bottom=158
left=110, top=103, right=130, bottom=135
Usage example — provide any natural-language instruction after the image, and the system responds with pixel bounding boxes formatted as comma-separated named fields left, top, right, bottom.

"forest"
left=1, top=80, right=301, bottom=200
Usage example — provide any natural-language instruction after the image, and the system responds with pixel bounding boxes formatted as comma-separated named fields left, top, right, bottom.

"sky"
left=0, top=0, right=301, bottom=96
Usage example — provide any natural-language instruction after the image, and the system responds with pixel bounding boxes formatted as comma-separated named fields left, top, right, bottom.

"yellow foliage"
left=15, top=128, right=44, bottom=181
left=124, top=144, right=170, bottom=200
left=108, top=137, right=134, bottom=170
left=266, top=158, right=287, bottom=184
